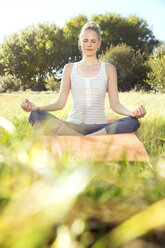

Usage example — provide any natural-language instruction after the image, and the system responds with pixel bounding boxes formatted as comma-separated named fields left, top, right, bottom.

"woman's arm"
left=21, top=63, right=72, bottom=112
left=106, top=63, right=146, bottom=118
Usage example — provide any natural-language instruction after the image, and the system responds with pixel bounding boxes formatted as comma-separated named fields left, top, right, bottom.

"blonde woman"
left=21, top=22, right=146, bottom=136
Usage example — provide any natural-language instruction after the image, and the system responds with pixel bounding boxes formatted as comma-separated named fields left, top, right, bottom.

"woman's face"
left=80, top=29, right=101, bottom=56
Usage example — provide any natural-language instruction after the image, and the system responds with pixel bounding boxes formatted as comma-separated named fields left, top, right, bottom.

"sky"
left=0, top=0, right=164, bottom=44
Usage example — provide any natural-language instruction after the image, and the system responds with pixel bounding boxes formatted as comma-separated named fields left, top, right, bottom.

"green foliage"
left=145, top=43, right=165, bottom=92
left=63, top=14, right=88, bottom=62
left=0, top=23, right=67, bottom=90
left=0, top=53, right=5, bottom=75
left=0, top=13, right=160, bottom=92
left=100, top=43, right=150, bottom=91
left=45, top=74, right=60, bottom=91
left=92, top=13, right=159, bottom=57
left=0, top=74, right=22, bottom=93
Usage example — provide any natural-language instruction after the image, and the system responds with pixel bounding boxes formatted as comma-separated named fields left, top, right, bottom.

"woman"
left=21, top=22, right=146, bottom=136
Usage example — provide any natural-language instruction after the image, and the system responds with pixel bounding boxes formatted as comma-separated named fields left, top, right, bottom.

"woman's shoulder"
left=102, top=62, right=116, bottom=75
left=64, top=63, right=74, bottom=71
left=103, top=62, right=115, bottom=69
left=63, top=63, right=75, bottom=76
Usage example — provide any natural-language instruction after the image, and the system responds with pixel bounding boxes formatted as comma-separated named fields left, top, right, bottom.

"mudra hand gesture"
left=21, top=99, right=37, bottom=112
left=131, top=105, right=146, bottom=119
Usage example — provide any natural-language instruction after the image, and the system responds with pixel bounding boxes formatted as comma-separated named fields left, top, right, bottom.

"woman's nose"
left=87, top=41, right=91, bottom=46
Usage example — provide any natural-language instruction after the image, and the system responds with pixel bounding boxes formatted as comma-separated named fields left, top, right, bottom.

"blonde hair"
left=78, top=22, right=101, bottom=51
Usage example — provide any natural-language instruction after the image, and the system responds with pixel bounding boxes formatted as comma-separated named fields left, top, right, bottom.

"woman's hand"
left=21, top=99, right=38, bottom=112
left=131, top=105, right=146, bottom=119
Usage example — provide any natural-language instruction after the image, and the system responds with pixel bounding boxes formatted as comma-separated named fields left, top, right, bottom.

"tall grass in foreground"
left=0, top=91, right=165, bottom=248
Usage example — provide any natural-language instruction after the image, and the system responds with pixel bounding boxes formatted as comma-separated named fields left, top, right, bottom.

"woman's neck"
left=81, top=55, right=100, bottom=65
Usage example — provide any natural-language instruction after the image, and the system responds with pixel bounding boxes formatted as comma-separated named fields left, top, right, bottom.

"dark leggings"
left=29, top=111, right=140, bottom=135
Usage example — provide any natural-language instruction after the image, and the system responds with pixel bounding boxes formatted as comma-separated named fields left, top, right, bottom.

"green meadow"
left=0, top=91, right=165, bottom=248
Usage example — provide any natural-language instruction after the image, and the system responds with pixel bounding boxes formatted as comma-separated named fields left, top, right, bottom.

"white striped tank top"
left=67, top=61, right=108, bottom=124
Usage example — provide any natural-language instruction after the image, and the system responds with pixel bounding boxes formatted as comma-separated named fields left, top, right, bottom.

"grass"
left=1, top=91, right=164, bottom=155
left=0, top=91, right=165, bottom=248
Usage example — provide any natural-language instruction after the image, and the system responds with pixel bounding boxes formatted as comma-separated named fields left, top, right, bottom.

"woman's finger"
left=142, top=105, right=146, bottom=115
left=21, top=99, right=28, bottom=108
left=139, top=105, right=146, bottom=117
left=137, top=107, right=142, bottom=116
left=21, top=102, right=27, bottom=109
left=133, top=111, right=139, bottom=118
left=136, top=108, right=140, bottom=117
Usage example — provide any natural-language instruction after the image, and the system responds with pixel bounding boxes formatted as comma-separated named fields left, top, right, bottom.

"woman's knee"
left=29, top=111, right=36, bottom=125
left=28, top=110, right=46, bottom=126
left=128, top=117, right=140, bottom=131
left=112, top=116, right=140, bottom=134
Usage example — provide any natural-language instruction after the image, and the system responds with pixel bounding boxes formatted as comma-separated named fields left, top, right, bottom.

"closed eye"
left=83, top=39, right=97, bottom=43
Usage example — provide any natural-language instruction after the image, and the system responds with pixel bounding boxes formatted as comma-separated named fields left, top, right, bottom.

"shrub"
left=145, top=44, right=165, bottom=92
left=0, top=74, right=22, bottom=93
left=100, top=43, right=150, bottom=91
left=45, top=74, right=60, bottom=91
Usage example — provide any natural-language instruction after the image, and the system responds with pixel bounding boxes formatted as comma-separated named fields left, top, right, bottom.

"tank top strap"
left=73, top=62, right=78, bottom=72
left=100, top=61, right=107, bottom=77
left=71, top=62, right=78, bottom=79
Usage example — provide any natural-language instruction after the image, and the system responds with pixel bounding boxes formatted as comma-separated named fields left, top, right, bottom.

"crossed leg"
left=87, top=117, right=140, bottom=136
left=29, top=111, right=140, bottom=136
left=29, top=111, right=83, bottom=136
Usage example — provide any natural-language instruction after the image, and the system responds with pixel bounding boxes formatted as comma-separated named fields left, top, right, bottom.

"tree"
left=0, top=23, right=67, bottom=90
left=145, top=43, right=165, bottom=92
left=0, top=13, right=160, bottom=91
left=100, top=43, right=150, bottom=91
left=91, top=13, right=159, bottom=58
left=63, top=14, right=88, bottom=62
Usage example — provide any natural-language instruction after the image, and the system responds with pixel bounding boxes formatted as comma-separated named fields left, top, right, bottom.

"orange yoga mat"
left=43, top=119, right=149, bottom=162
